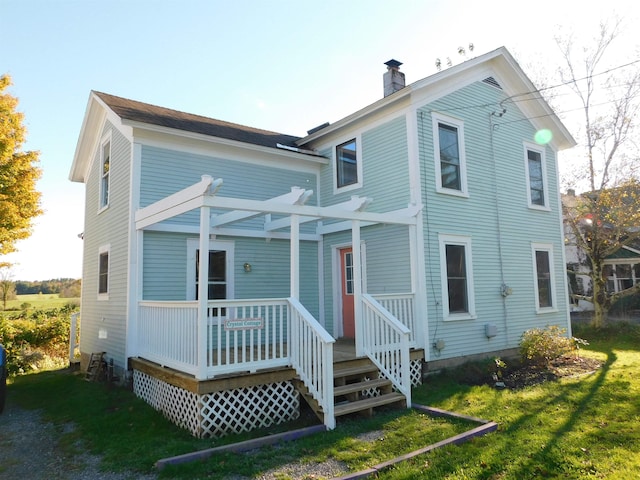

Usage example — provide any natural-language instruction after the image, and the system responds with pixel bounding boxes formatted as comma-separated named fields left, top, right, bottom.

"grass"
left=6, top=322, right=640, bottom=479
left=2, top=293, right=80, bottom=312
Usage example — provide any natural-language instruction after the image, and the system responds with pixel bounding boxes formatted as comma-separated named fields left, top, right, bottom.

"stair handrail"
left=287, top=297, right=336, bottom=429
left=361, top=294, right=412, bottom=406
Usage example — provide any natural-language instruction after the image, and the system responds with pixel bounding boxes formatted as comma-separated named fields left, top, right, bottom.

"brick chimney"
left=383, top=59, right=405, bottom=97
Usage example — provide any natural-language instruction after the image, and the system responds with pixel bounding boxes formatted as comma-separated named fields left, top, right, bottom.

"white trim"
left=524, top=142, right=550, bottom=211
left=98, top=131, right=112, bottom=213
left=438, top=234, right=476, bottom=321
left=333, top=135, right=363, bottom=194
left=186, top=238, right=235, bottom=301
left=432, top=112, right=468, bottom=197
left=97, top=243, right=111, bottom=301
left=126, top=143, right=142, bottom=361
left=531, top=242, right=557, bottom=313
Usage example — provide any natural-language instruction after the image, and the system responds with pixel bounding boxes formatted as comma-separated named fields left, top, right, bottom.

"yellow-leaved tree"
left=0, top=74, right=42, bottom=255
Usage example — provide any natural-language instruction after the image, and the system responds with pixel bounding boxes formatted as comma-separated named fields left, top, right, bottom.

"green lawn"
left=5, top=322, right=640, bottom=479
left=3, top=293, right=79, bottom=311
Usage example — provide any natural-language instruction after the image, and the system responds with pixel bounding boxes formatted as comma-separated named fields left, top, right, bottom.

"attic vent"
left=482, top=77, right=503, bottom=90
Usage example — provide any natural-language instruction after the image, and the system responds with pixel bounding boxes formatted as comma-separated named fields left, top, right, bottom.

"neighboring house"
left=564, top=190, right=640, bottom=311
left=70, top=47, right=575, bottom=437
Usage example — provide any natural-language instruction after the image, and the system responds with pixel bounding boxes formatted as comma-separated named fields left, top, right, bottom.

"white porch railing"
left=371, top=293, right=416, bottom=346
left=288, top=297, right=335, bottom=429
left=361, top=293, right=412, bottom=406
left=138, top=298, right=336, bottom=428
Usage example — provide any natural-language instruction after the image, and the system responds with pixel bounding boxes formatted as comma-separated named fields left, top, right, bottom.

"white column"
left=197, top=205, right=210, bottom=380
left=290, top=214, right=300, bottom=298
left=352, top=220, right=363, bottom=355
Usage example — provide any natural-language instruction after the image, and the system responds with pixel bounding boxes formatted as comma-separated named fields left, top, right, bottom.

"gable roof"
left=298, top=47, right=576, bottom=152
left=94, top=91, right=301, bottom=149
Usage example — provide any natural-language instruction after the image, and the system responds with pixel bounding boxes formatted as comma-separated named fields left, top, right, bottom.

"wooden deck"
left=129, top=340, right=423, bottom=396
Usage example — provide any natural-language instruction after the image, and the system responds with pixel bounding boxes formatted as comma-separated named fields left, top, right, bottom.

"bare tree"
left=0, top=263, right=16, bottom=310
left=559, top=19, right=640, bottom=327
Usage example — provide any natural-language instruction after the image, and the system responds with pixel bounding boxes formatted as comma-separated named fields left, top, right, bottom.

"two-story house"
left=70, top=47, right=575, bottom=437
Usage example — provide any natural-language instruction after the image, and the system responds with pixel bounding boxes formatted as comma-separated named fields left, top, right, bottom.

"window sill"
left=98, top=293, right=109, bottom=301
left=436, top=188, right=469, bottom=198
left=97, top=205, right=110, bottom=215
left=535, top=307, right=558, bottom=314
left=444, top=313, right=477, bottom=321
left=528, top=204, right=551, bottom=212
left=334, top=182, right=362, bottom=195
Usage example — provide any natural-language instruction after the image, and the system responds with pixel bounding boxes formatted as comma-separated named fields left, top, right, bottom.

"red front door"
left=340, top=247, right=355, bottom=338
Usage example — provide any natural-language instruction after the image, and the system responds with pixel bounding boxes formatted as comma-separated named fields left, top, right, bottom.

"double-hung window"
left=524, top=143, right=548, bottom=209
left=432, top=113, right=468, bottom=196
left=532, top=243, right=556, bottom=312
left=335, top=138, right=360, bottom=191
left=187, top=239, right=234, bottom=315
left=439, top=234, right=475, bottom=320
left=98, top=244, right=110, bottom=299
left=100, top=136, right=111, bottom=210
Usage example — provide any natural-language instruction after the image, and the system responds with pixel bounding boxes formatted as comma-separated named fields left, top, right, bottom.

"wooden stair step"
left=333, top=364, right=379, bottom=379
left=334, top=392, right=406, bottom=417
left=333, top=377, right=392, bottom=397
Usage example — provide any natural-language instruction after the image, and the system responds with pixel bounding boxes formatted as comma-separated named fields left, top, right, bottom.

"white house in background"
left=69, top=47, right=575, bottom=437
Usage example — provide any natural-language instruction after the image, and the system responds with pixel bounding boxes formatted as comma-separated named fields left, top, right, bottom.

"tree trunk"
left=591, top=268, right=609, bottom=328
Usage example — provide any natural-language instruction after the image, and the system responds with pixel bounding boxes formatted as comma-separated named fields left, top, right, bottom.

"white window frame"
left=97, top=244, right=110, bottom=300
left=186, top=238, right=235, bottom=302
left=524, top=142, right=549, bottom=210
left=99, top=132, right=112, bottom=212
left=432, top=112, right=468, bottom=197
left=531, top=243, right=557, bottom=313
left=439, top=234, right=476, bottom=320
left=333, top=135, right=363, bottom=194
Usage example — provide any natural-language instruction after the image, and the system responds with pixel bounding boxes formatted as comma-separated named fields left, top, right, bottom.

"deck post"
left=197, top=205, right=210, bottom=380
left=290, top=214, right=300, bottom=298
left=352, top=220, right=363, bottom=356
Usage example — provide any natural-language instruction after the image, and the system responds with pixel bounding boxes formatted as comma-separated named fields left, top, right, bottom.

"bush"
left=520, top=325, right=587, bottom=367
left=0, top=306, right=78, bottom=375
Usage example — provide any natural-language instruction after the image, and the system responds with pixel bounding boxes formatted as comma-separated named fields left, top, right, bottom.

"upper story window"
left=335, top=138, right=361, bottom=192
left=432, top=113, right=468, bottom=196
left=532, top=243, right=556, bottom=312
left=524, top=143, right=549, bottom=209
left=439, top=234, right=476, bottom=320
left=100, top=137, right=111, bottom=210
left=98, top=244, right=110, bottom=299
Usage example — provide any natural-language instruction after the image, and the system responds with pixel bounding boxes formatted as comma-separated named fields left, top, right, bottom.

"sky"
left=2, top=0, right=639, bottom=281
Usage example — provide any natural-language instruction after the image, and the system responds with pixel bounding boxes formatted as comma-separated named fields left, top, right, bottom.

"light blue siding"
left=142, top=233, right=320, bottom=319
left=319, top=116, right=410, bottom=212
left=418, top=80, right=568, bottom=360
left=79, top=121, right=132, bottom=369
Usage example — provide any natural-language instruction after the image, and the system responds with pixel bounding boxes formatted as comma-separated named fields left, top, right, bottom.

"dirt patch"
left=499, top=355, right=603, bottom=389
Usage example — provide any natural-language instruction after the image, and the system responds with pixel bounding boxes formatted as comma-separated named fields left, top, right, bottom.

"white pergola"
left=135, top=175, right=423, bottom=356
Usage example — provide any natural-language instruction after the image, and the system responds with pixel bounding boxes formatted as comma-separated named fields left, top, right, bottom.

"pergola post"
left=196, top=205, right=210, bottom=380
left=352, top=219, right=363, bottom=356
left=290, top=214, right=300, bottom=298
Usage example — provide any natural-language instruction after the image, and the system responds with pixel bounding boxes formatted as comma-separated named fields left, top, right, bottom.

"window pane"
left=617, top=264, right=632, bottom=278
left=337, top=140, right=357, bottom=188
left=344, top=252, right=354, bottom=295
left=439, top=124, right=461, bottom=190
left=99, top=252, right=108, bottom=294
left=536, top=250, right=552, bottom=308
left=446, top=244, right=468, bottom=313
left=195, top=249, right=227, bottom=300
left=528, top=150, right=544, bottom=206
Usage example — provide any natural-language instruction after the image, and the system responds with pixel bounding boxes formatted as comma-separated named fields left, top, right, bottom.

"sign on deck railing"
left=224, top=318, right=264, bottom=330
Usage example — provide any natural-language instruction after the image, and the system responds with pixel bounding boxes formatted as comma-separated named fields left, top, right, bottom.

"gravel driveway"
left=0, top=398, right=157, bottom=480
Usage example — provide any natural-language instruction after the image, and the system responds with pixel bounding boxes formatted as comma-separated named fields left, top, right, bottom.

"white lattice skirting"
left=133, top=370, right=300, bottom=438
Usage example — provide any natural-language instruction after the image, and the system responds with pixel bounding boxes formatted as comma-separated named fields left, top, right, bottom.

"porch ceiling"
left=135, top=175, right=420, bottom=236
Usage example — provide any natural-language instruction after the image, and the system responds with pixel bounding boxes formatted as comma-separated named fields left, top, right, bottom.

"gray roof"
left=94, top=91, right=301, bottom=149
